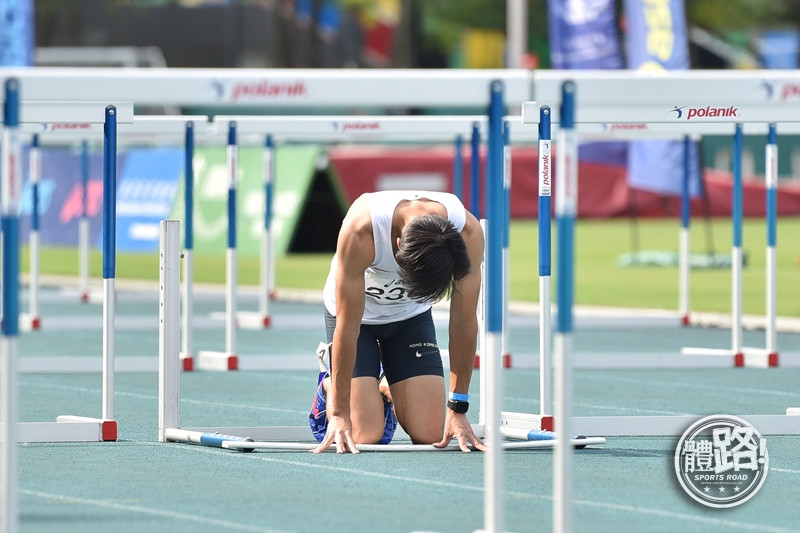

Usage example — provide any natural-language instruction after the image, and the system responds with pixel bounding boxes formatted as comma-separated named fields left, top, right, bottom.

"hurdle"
left=519, top=77, right=800, bottom=436
left=20, top=133, right=42, bottom=330
left=680, top=123, right=780, bottom=367
left=7, top=86, right=140, bottom=533
left=0, top=81, right=133, bottom=450
left=534, top=70, right=800, bottom=368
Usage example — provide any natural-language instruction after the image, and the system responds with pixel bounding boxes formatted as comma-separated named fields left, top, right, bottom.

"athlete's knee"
left=404, top=420, right=443, bottom=444
left=352, top=421, right=388, bottom=445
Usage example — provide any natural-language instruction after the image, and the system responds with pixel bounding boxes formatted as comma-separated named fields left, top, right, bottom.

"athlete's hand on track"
left=434, top=411, right=487, bottom=452
left=311, top=414, right=360, bottom=454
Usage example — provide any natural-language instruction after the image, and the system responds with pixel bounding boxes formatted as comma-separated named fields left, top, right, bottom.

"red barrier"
left=327, top=146, right=800, bottom=218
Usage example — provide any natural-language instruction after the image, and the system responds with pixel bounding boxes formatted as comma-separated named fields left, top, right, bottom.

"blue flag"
left=0, top=0, right=34, bottom=66
left=624, top=0, right=701, bottom=196
left=548, top=0, right=623, bottom=69
left=548, top=0, right=626, bottom=165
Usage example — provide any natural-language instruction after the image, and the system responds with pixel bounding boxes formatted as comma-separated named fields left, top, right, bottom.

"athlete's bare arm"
left=312, top=195, right=374, bottom=454
left=435, top=210, right=487, bottom=451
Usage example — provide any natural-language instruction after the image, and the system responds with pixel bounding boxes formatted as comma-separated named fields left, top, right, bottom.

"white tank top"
left=323, top=191, right=467, bottom=325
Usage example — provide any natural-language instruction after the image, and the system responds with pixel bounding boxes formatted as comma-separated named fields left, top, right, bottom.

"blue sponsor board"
left=20, top=147, right=109, bottom=247
left=17, top=146, right=181, bottom=253
left=111, top=148, right=182, bottom=252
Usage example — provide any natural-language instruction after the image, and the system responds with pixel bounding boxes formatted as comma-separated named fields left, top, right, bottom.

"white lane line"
left=18, top=381, right=307, bottom=415
left=21, top=489, right=295, bottom=533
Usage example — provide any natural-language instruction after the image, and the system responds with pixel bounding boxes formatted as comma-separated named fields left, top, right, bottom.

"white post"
left=731, top=125, right=744, bottom=362
left=1, top=77, right=22, bottom=533
left=261, top=135, right=274, bottom=323
left=226, top=123, right=238, bottom=357
left=101, top=105, right=117, bottom=421
left=181, top=248, right=193, bottom=360
left=28, top=135, right=41, bottom=327
left=1, top=338, right=19, bottom=533
left=765, top=125, right=778, bottom=362
left=540, top=108, right=553, bottom=416
left=159, top=220, right=181, bottom=442
left=181, top=120, right=195, bottom=368
left=678, top=226, right=690, bottom=324
left=553, top=334, right=574, bottom=533
left=502, top=121, right=511, bottom=367
left=79, top=217, right=90, bottom=300
left=554, top=82, right=577, bottom=533
left=79, top=140, right=91, bottom=302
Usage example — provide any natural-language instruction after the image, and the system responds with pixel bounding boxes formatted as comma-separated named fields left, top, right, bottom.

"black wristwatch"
left=447, top=399, right=469, bottom=414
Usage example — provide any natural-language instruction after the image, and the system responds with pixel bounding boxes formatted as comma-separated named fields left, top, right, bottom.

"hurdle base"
left=20, top=313, right=41, bottom=331
left=787, top=408, right=800, bottom=416
left=165, top=426, right=604, bottom=452
left=742, top=347, right=779, bottom=368
left=501, top=411, right=555, bottom=432
left=60, top=288, right=105, bottom=304
left=236, top=312, right=272, bottom=329
left=179, top=353, right=194, bottom=372
left=473, top=353, right=512, bottom=369
left=681, top=347, right=745, bottom=367
left=7, top=416, right=117, bottom=442
left=196, top=351, right=239, bottom=371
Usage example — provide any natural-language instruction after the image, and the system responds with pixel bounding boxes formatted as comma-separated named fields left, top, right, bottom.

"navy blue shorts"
left=323, top=308, right=444, bottom=385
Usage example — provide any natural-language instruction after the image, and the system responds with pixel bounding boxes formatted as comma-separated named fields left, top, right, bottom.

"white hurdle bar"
left=520, top=78, right=800, bottom=435
left=0, top=67, right=533, bottom=108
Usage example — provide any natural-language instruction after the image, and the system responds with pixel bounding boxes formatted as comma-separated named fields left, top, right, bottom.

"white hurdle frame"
left=196, top=122, right=240, bottom=371
left=535, top=71, right=798, bottom=360
left=2, top=84, right=132, bottom=532
left=0, top=96, right=133, bottom=441
left=521, top=77, right=800, bottom=437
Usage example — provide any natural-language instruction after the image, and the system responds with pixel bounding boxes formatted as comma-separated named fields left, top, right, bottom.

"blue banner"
left=113, top=148, right=182, bottom=252
left=624, top=0, right=701, bottom=196
left=548, top=0, right=623, bottom=69
left=548, top=0, right=626, bottom=165
left=20, top=148, right=109, bottom=247
left=758, top=30, right=800, bottom=69
left=0, top=0, right=34, bottom=66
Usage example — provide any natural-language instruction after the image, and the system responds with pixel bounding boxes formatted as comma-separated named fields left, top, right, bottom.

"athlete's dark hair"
left=395, top=215, right=471, bottom=304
